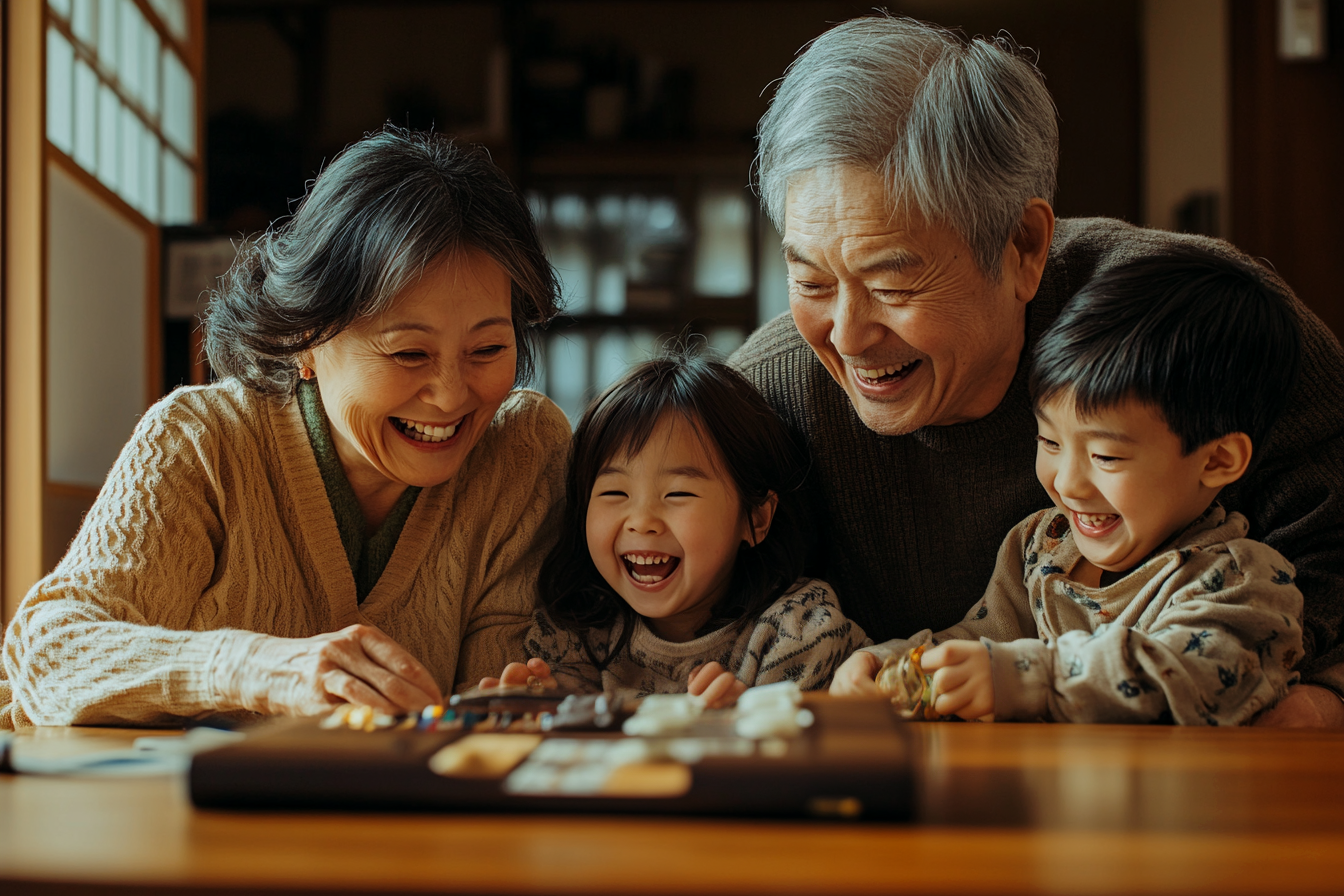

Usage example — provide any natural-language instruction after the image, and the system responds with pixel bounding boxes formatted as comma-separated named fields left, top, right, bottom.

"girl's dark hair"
left=538, top=348, right=809, bottom=668
left=1030, top=244, right=1302, bottom=455
left=204, top=126, right=559, bottom=393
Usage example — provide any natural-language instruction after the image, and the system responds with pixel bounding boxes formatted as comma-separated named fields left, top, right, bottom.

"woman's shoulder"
left=474, top=389, right=572, bottom=460
left=133, top=378, right=274, bottom=450
left=449, top=389, right=570, bottom=508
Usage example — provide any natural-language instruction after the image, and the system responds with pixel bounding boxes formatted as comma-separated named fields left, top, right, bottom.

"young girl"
left=483, top=350, right=869, bottom=706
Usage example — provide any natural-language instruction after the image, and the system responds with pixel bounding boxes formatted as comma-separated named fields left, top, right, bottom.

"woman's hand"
left=829, top=650, right=882, bottom=696
left=478, top=657, right=557, bottom=690
left=688, top=662, right=747, bottom=708
left=233, top=624, right=443, bottom=717
left=921, top=640, right=994, bottom=720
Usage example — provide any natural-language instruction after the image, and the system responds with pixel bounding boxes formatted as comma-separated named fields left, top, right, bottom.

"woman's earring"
left=299, top=365, right=315, bottom=381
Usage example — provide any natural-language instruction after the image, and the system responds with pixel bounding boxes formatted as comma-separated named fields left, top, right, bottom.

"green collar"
left=297, top=380, right=421, bottom=602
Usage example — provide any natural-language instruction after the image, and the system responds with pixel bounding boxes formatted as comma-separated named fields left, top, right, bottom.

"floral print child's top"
left=867, top=504, right=1303, bottom=725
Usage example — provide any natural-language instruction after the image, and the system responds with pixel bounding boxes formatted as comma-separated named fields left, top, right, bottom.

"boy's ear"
left=1199, top=432, right=1253, bottom=490
left=742, top=491, right=780, bottom=548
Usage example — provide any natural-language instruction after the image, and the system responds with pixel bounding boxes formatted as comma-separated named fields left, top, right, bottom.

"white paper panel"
left=47, top=162, right=149, bottom=488
left=46, top=28, right=75, bottom=154
left=147, top=0, right=187, bottom=42
left=162, top=148, right=195, bottom=224
left=72, top=0, right=96, bottom=45
left=97, top=0, right=119, bottom=72
left=73, top=59, right=99, bottom=171
left=119, top=104, right=142, bottom=209
left=97, top=84, right=120, bottom=189
left=161, top=47, right=195, bottom=155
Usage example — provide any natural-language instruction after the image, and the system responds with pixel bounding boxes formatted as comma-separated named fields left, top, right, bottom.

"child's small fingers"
left=699, top=673, right=741, bottom=708
left=920, top=643, right=949, bottom=669
left=931, top=663, right=971, bottom=695
left=478, top=677, right=501, bottom=689
left=498, top=662, right=532, bottom=686
left=688, top=662, right=726, bottom=694
left=932, top=683, right=972, bottom=717
left=526, top=658, right=552, bottom=678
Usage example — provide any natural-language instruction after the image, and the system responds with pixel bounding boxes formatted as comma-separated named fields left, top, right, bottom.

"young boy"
left=854, top=246, right=1305, bottom=725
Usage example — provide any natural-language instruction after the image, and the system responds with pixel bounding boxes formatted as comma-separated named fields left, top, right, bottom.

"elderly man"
left=732, top=16, right=1344, bottom=725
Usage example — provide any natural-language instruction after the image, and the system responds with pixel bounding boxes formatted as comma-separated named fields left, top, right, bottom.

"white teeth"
left=1076, top=512, right=1118, bottom=527
left=856, top=362, right=913, bottom=379
left=622, top=553, right=671, bottom=565
left=397, top=417, right=459, bottom=443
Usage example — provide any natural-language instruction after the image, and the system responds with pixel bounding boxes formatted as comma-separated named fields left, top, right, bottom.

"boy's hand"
left=921, top=641, right=994, bottom=720
left=829, top=650, right=882, bottom=696
left=688, top=662, right=747, bottom=708
left=478, top=657, right=557, bottom=691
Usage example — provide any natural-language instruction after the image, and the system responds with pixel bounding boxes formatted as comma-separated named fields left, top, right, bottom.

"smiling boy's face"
left=1034, top=393, right=1235, bottom=579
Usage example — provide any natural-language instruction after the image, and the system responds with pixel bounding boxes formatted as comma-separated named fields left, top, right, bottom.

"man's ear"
left=1200, top=432, right=1253, bottom=490
left=1006, top=198, right=1056, bottom=305
left=742, top=491, right=780, bottom=548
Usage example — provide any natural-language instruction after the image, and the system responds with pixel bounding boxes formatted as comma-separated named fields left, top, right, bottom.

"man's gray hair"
left=756, top=15, right=1059, bottom=278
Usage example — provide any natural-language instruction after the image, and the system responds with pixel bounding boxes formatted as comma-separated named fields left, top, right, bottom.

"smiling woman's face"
left=308, top=249, right=516, bottom=500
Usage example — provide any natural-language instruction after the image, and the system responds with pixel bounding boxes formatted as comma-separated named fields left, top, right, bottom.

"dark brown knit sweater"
left=731, top=217, right=1344, bottom=690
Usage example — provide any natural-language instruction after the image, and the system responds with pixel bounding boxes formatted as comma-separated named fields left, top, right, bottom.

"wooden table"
left=2, top=721, right=1342, bottom=895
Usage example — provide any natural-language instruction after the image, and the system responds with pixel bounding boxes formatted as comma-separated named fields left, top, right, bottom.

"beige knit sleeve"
left=0, top=391, right=263, bottom=728
left=453, top=392, right=571, bottom=691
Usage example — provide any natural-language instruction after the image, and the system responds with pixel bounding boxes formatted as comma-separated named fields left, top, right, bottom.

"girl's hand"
left=688, top=662, right=747, bottom=708
left=478, top=657, right=557, bottom=690
left=829, top=650, right=882, bottom=696
left=232, top=624, right=443, bottom=717
left=921, top=640, right=994, bottom=720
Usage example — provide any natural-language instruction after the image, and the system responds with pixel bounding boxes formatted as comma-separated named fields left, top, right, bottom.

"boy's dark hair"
left=1029, top=245, right=1302, bottom=455
left=538, top=347, right=809, bottom=669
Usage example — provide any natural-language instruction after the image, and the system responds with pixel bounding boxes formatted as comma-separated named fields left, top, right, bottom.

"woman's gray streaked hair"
left=756, top=15, right=1059, bottom=278
left=205, top=126, right=560, bottom=394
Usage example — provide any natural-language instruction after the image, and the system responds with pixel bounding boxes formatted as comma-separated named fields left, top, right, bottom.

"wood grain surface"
left=2, top=719, right=1342, bottom=895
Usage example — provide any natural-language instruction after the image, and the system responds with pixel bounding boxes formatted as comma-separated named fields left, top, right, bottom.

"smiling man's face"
left=783, top=166, right=1036, bottom=435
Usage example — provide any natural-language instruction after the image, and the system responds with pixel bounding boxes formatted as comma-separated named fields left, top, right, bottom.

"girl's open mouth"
left=621, top=553, right=681, bottom=585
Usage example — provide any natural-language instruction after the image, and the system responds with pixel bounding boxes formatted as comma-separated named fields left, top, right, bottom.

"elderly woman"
left=732, top=15, right=1344, bottom=724
left=0, top=128, right=568, bottom=728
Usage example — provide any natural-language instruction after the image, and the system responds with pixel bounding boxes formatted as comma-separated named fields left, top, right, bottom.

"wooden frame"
left=2, top=0, right=203, bottom=620
left=3, top=0, right=44, bottom=622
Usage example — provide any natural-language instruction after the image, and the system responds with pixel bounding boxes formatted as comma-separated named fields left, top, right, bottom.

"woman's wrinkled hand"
left=233, top=624, right=442, bottom=717
left=829, top=649, right=882, bottom=696
left=478, top=657, right=557, bottom=691
left=688, top=662, right=747, bottom=708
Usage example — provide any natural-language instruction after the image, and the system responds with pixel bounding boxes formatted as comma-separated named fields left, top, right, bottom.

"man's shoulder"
left=729, top=313, right=839, bottom=426
left=729, top=311, right=812, bottom=371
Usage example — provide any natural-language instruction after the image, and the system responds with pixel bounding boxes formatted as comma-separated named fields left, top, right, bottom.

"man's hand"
left=478, top=657, right=557, bottom=691
left=232, top=624, right=443, bottom=717
left=829, top=649, right=882, bottom=696
left=1253, top=683, right=1344, bottom=728
left=688, top=662, right=747, bottom=708
left=921, top=640, right=994, bottom=720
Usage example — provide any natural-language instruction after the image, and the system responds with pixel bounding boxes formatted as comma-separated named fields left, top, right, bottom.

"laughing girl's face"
left=585, top=413, right=758, bottom=642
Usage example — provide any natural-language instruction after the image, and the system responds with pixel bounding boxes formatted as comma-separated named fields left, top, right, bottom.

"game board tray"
left=189, top=696, right=913, bottom=820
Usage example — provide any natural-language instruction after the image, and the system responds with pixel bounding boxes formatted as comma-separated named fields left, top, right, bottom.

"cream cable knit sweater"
left=0, top=379, right=569, bottom=729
